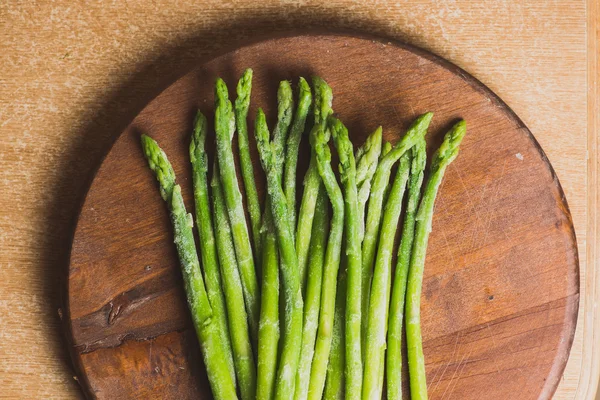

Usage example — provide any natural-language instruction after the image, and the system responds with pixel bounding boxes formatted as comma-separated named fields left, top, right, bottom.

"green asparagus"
left=362, top=152, right=411, bottom=400
left=328, top=116, right=363, bottom=400
left=360, top=113, right=432, bottom=353
left=190, top=111, right=236, bottom=386
left=255, top=109, right=304, bottom=400
left=141, top=135, right=237, bottom=400
left=215, top=78, right=260, bottom=342
left=284, top=78, right=312, bottom=232
left=406, top=120, right=466, bottom=400
left=256, top=213, right=280, bottom=400
left=323, top=270, right=346, bottom=400
left=296, top=77, right=333, bottom=291
left=210, top=163, right=257, bottom=400
left=295, top=189, right=328, bottom=400
left=308, top=125, right=345, bottom=400
left=234, top=69, right=262, bottom=258
left=387, top=139, right=426, bottom=400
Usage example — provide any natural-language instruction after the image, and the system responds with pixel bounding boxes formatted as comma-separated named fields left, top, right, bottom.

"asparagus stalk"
left=355, top=127, right=383, bottom=244
left=355, top=130, right=383, bottom=359
left=141, top=135, right=238, bottom=400
left=360, top=113, right=432, bottom=351
left=307, top=125, right=345, bottom=400
left=256, top=213, right=280, bottom=400
left=255, top=80, right=295, bottom=400
left=190, top=111, right=236, bottom=386
left=210, top=163, right=257, bottom=400
left=234, top=69, right=262, bottom=258
left=322, top=270, right=346, bottom=400
left=296, top=77, right=333, bottom=291
left=362, top=152, right=411, bottom=399
left=284, top=78, right=313, bottom=232
left=407, top=120, right=466, bottom=400
left=387, top=139, right=427, bottom=400
left=215, top=78, right=260, bottom=342
left=255, top=109, right=304, bottom=400
left=328, top=117, right=363, bottom=399
left=294, top=189, right=328, bottom=400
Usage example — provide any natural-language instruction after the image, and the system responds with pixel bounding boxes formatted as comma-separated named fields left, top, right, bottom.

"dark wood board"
left=66, top=33, right=579, bottom=399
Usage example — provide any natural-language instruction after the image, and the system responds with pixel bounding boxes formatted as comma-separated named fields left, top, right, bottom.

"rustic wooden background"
left=0, top=1, right=597, bottom=399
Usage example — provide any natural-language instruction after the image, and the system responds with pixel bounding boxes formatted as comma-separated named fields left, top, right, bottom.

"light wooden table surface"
left=0, top=1, right=597, bottom=399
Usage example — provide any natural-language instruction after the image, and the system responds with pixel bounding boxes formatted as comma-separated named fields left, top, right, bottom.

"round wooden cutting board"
left=66, top=33, right=579, bottom=399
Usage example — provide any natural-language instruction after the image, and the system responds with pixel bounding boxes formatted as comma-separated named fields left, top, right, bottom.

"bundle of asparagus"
left=141, top=70, right=466, bottom=400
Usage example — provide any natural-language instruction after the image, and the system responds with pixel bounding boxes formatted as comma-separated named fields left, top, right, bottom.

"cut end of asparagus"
left=312, top=76, right=333, bottom=127
left=141, top=134, right=176, bottom=202
left=432, top=119, right=466, bottom=171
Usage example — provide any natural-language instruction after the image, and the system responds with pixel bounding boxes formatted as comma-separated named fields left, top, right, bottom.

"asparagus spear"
left=255, top=109, right=304, bottom=400
left=294, top=189, right=328, bottom=400
left=141, top=135, right=237, bottom=400
left=284, top=78, right=313, bottom=232
left=322, top=270, right=346, bottom=400
left=190, top=111, right=236, bottom=386
left=272, top=81, right=294, bottom=179
left=362, top=152, right=411, bottom=400
left=215, top=78, right=260, bottom=342
left=210, top=163, right=257, bottom=400
left=328, top=117, right=363, bottom=399
left=407, top=120, right=466, bottom=400
left=355, top=130, right=383, bottom=359
left=256, top=213, right=280, bottom=400
left=387, top=139, right=426, bottom=400
left=296, top=77, right=333, bottom=291
left=255, top=80, right=294, bottom=400
left=355, top=127, right=383, bottom=244
left=360, top=113, right=432, bottom=351
left=234, top=69, right=262, bottom=258
left=307, top=125, right=345, bottom=400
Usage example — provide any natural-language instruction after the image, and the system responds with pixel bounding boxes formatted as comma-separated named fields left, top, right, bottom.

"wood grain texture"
left=66, top=34, right=579, bottom=399
left=0, top=1, right=593, bottom=399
